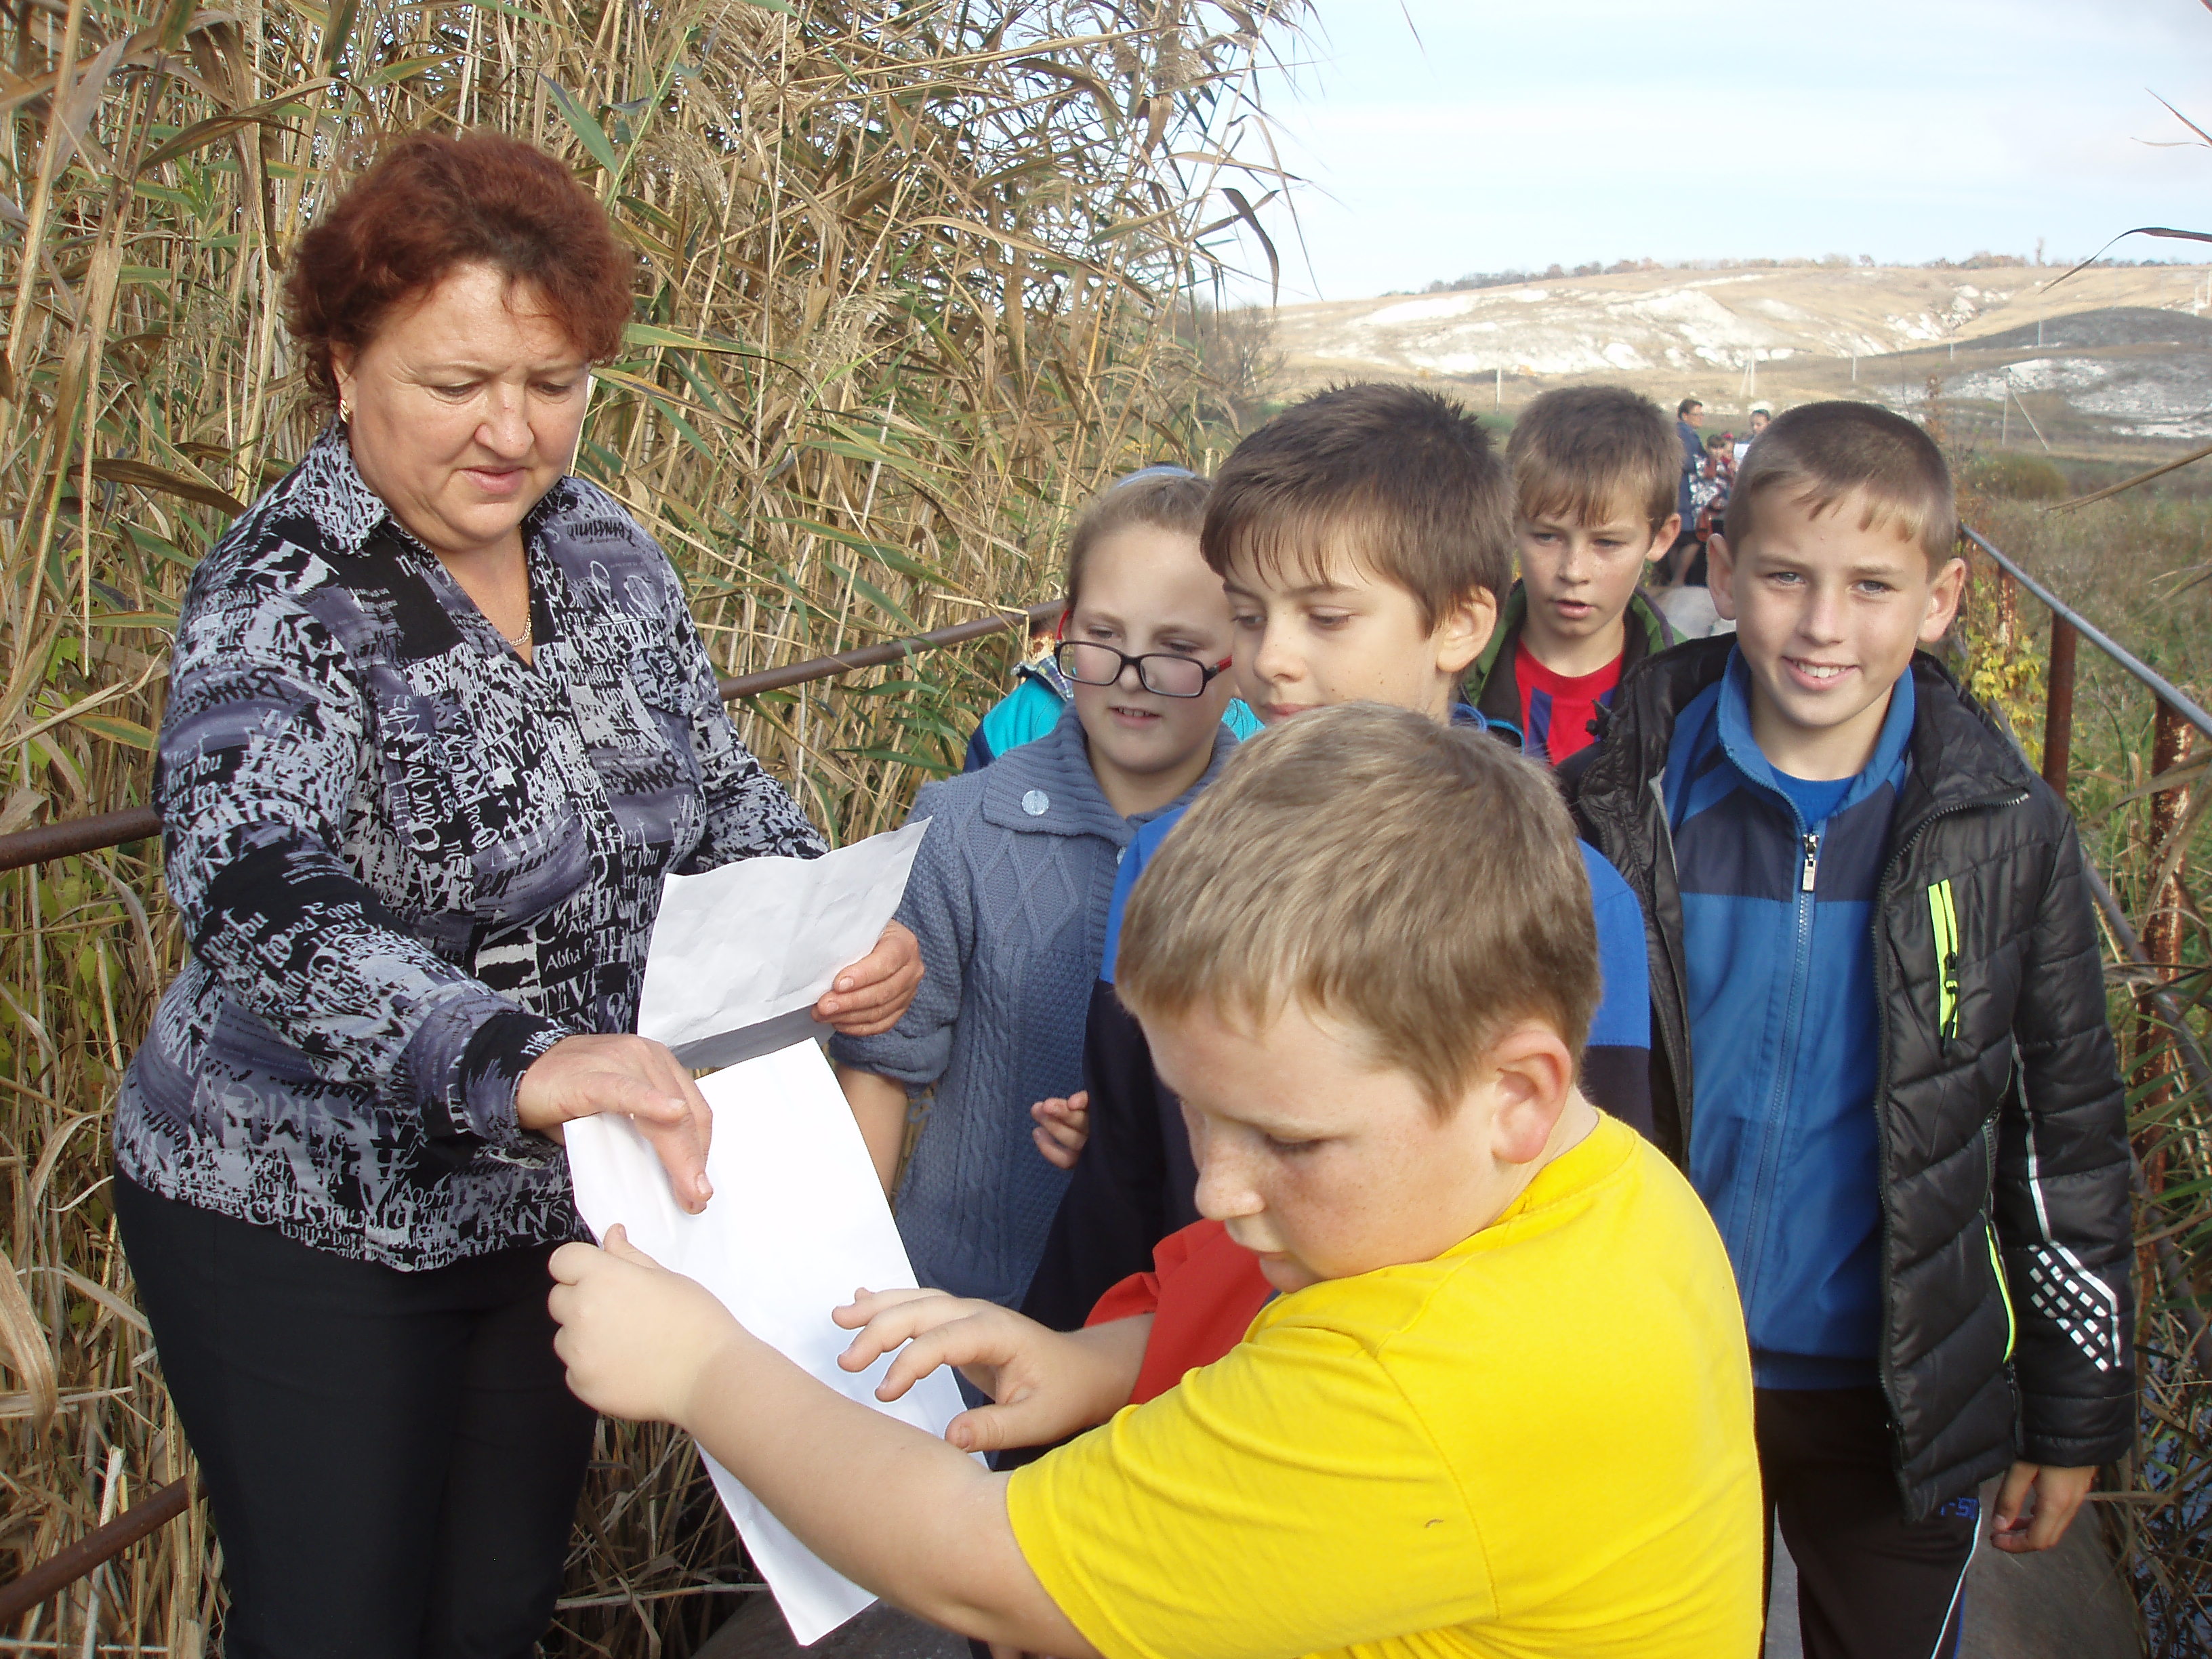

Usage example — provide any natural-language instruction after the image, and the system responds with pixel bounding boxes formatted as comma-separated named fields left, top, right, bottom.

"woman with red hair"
left=111, top=131, right=922, bottom=1657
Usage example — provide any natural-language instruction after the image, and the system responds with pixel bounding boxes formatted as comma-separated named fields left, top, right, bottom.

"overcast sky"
left=1218, top=0, right=2212, bottom=302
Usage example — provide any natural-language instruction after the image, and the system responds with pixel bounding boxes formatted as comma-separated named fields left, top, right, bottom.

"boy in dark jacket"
left=1468, top=386, right=1677, bottom=762
left=1568, top=402, right=2133, bottom=1659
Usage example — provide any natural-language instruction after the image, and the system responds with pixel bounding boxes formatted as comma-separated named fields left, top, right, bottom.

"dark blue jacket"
left=1666, top=650, right=1917, bottom=1388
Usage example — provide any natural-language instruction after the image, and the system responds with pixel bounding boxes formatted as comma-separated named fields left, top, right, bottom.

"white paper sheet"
left=566, top=1042, right=968, bottom=1645
left=637, top=821, right=930, bottom=1070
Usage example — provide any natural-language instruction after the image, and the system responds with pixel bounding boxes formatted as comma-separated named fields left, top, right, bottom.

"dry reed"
left=0, top=0, right=1300, bottom=1651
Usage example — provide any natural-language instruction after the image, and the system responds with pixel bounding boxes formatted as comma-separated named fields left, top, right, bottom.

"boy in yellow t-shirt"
left=548, top=704, right=1763, bottom=1659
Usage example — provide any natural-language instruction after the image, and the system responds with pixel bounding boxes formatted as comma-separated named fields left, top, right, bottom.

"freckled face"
left=1147, top=998, right=1511, bottom=1294
left=333, top=261, right=592, bottom=562
left=1515, top=503, right=1669, bottom=657
left=1064, top=525, right=1237, bottom=793
left=1223, top=554, right=1492, bottom=725
left=1710, top=488, right=1964, bottom=777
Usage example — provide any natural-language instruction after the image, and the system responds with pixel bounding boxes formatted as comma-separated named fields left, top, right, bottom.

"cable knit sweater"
left=832, top=705, right=1235, bottom=1307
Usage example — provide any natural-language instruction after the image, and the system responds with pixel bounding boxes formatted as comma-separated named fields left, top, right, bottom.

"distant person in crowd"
left=1569, top=402, right=2134, bottom=1659
left=109, top=131, right=922, bottom=1659
left=1735, top=404, right=1771, bottom=464
left=1017, top=384, right=1657, bottom=1350
left=962, top=468, right=1258, bottom=770
left=1467, top=385, right=1677, bottom=766
left=548, top=704, right=1766, bottom=1659
left=832, top=468, right=1242, bottom=1317
left=1668, top=396, right=1708, bottom=581
left=1692, top=429, right=1737, bottom=565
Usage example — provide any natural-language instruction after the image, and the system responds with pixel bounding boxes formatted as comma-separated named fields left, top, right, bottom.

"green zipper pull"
left=1928, top=878, right=1961, bottom=1039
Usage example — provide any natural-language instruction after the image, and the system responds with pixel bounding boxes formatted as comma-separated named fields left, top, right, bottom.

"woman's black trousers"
left=113, top=1172, right=595, bottom=1659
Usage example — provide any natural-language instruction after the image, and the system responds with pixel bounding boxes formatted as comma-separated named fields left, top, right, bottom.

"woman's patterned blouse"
left=116, top=427, right=825, bottom=1270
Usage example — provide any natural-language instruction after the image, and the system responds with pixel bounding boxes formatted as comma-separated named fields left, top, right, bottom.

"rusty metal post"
left=2134, top=699, right=2196, bottom=1190
left=2144, top=699, right=2194, bottom=978
left=2043, top=614, right=2077, bottom=796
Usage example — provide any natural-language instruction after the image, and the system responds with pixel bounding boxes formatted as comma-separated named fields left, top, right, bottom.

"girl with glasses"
left=832, top=469, right=1242, bottom=1330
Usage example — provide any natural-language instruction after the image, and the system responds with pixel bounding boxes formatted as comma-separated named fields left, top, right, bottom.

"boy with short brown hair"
left=1469, top=385, right=1678, bottom=764
left=1019, top=382, right=1659, bottom=1335
left=1569, top=401, right=2135, bottom=1658
left=548, top=704, right=1765, bottom=1659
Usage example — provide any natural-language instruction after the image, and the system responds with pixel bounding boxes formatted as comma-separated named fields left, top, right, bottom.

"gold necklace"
left=498, top=609, right=533, bottom=651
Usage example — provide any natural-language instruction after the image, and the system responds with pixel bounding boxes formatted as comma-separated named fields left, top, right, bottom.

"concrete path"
left=1763, top=1489, right=2141, bottom=1659
left=702, top=1490, right=2142, bottom=1659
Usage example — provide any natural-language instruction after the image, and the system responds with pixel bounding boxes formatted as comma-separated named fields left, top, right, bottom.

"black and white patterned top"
left=116, top=426, right=825, bottom=1270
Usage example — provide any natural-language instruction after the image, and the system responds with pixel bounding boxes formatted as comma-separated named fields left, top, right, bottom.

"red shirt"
left=1087, top=1219, right=1276, bottom=1403
left=1515, top=640, right=1623, bottom=766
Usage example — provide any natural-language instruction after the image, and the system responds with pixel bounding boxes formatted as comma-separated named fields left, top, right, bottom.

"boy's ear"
left=1706, top=533, right=1738, bottom=621
left=1919, top=555, right=1968, bottom=643
left=1647, top=514, right=1681, bottom=560
left=1434, top=585, right=1499, bottom=678
left=1479, top=1021, right=1576, bottom=1166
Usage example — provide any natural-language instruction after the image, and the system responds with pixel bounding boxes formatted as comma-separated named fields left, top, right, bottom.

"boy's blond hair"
left=1200, top=383, right=1513, bottom=628
left=1508, top=386, right=1681, bottom=531
left=1728, top=401, right=1958, bottom=570
left=1116, top=703, right=1597, bottom=1111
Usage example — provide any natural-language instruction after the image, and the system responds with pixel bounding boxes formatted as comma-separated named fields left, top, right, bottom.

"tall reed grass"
left=1966, top=480, right=2212, bottom=1655
left=0, top=1, right=1300, bottom=1650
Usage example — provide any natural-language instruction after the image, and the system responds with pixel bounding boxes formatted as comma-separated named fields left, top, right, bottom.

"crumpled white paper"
left=637, top=820, right=930, bottom=1070
left=565, top=1042, right=968, bottom=1645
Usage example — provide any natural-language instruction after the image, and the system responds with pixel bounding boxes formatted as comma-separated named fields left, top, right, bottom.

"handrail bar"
left=0, top=601, right=1063, bottom=876
left=1964, top=527, right=2212, bottom=743
left=0, top=1478, right=192, bottom=1625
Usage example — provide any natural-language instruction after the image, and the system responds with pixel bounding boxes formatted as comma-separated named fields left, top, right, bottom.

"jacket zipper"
left=1867, top=787, right=2028, bottom=1498
left=1643, top=775, right=1696, bottom=1141
left=1740, top=819, right=1822, bottom=1310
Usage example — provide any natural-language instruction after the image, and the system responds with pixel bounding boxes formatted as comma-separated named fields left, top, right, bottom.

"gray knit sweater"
left=831, top=705, right=1234, bottom=1307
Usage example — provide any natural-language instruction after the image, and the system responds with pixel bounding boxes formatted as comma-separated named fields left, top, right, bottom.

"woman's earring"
left=339, top=398, right=353, bottom=425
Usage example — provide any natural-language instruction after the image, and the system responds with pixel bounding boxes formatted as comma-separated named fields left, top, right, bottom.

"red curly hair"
left=285, top=131, right=632, bottom=403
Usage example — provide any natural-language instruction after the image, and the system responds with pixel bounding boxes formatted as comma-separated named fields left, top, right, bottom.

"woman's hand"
left=550, top=1227, right=744, bottom=1425
left=813, top=920, right=922, bottom=1036
left=1030, top=1091, right=1090, bottom=1170
left=517, top=1033, right=714, bottom=1211
left=833, top=1286, right=1149, bottom=1454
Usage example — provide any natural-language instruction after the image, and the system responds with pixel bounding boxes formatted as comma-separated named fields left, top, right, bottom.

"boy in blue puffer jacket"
left=1568, top=403, right=2133, bottom=1659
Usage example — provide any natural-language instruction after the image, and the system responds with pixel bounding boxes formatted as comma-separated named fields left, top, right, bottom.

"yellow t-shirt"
left=1006, top=1115, right=1761, bottom=1659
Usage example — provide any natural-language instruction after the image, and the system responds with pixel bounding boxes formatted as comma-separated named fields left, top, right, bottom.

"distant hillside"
left=1269, top=264, right=2212, bottom=450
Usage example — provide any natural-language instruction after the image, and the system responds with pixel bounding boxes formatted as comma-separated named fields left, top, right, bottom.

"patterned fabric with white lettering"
left=116, top=425, right=823, bottom=1270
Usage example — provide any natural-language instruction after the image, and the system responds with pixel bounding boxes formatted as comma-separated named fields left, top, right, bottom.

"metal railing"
left=5, top=540, right=2209, bottom=1622
left=0, top=601, right=1063, bottom=876
left=0, top=597, right=1061, bottom=1616
left=1965, top=529, right=2212, bottom=1380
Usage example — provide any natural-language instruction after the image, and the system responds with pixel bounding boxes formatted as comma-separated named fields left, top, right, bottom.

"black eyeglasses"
left=1054, top=640, right=1231, bottom=699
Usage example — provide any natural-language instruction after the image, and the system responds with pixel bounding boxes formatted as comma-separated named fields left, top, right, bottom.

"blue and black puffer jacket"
left=1568, top=635, right=2135, bottom=1519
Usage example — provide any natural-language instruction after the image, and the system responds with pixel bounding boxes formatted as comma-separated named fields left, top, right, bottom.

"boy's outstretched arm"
left=832, top=1285, right=1147, bottom=1454
left=548, top=1232, right=1129, bottom=1655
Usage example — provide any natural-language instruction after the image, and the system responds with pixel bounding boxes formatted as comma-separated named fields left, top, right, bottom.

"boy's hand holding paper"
left=552, top=1226, right=743, bottom=1423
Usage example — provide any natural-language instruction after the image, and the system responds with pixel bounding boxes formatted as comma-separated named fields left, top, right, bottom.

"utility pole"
left=2001, top=370, right=2009, bottom=447
left=1494, top=366, right=1502, bottom=412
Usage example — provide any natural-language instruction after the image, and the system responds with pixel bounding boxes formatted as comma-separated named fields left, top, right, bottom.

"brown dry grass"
left=0, top=1, right=1301, bottom=1650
